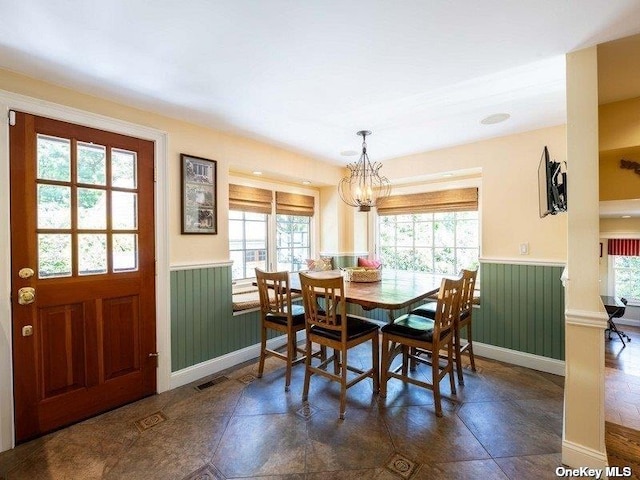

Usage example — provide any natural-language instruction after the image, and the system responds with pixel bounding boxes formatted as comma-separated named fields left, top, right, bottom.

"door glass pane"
left=37, top=135, right=70, bottom=181
left=78, top=188, right=106, bottom=230
left=113, top=234, right=138, bottom=272
left=77, top=142, right=106, bottom=185
left=78, top=234, right=107, bottom=275
left=38, top=185, right=71, bottom=229
left=38, top=234, right=72, bottom=278
left=112, top=192, right=137, bottom=230
left=112, top=149, right=137, bottom=188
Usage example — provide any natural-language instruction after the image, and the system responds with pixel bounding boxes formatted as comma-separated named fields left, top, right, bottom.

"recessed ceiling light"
left=480, top=113, right=511, bottom=125
left=302, top=180, right=311, bottom=185
left=252, top=171, right=262, bottom=175
left=340, top=150, right=359, bottom=157
left=622, top=215, right=631, bottom=218
left=443, top=173, right=454, bottom=177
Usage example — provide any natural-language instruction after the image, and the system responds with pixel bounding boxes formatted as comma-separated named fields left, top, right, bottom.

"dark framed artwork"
left=181, top=154, right=217, bottom=234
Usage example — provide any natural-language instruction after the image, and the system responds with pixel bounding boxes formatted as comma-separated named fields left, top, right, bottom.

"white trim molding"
left=565, top=309, right=608, bottom=329
left=169, top=331, right=305, bottom=389
left=319, top=251, right=369, bottom=257
left=0, top=89, right=169, bottom=453
left=170, top=260, right=234, bottom=271
left=472, top=342, right=566, bottom=377
left=562, top=439, right=608, bottom=470
left=479, top=257, right=566, bottom=268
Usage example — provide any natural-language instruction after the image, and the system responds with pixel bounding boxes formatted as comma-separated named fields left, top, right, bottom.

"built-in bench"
left=232, top=284, right=302, bottom=313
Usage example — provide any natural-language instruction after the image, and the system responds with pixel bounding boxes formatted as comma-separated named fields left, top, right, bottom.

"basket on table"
left=341, top=266, right=382, bottom=283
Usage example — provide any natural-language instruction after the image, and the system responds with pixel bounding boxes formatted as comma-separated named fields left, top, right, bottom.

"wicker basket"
left=341, top=267, right=382, bottom=283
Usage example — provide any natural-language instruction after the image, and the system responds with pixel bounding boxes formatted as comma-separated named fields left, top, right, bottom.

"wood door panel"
left=10, top=111, right=156, bottom=443
left=102, top=296, right=140, bottom=380
left=39, top=304, right=86, bottom=398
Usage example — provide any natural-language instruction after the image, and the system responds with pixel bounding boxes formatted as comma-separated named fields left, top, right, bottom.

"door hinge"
left=8, top=110, right=16, bottom=127
left=153, top=165, right=157, bottom=182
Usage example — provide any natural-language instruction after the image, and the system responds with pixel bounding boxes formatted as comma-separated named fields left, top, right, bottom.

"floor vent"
left=195, top=376, right=229, bottom=391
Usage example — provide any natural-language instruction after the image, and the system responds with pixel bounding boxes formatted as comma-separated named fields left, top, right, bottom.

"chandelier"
left=338, top=130, right=391, bottom=212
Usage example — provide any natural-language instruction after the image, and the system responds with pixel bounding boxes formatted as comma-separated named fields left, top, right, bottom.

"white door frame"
left=0, top=90, right=170, bottom=452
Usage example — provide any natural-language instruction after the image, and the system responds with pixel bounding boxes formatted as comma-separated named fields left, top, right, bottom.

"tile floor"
left=0, top=341, right=570, bottom=480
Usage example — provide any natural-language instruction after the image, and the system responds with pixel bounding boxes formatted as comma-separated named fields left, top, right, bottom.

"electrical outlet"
left=519, top=243, right=529, bottom=255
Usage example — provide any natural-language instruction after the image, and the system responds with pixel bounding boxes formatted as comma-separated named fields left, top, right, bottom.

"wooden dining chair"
left=255, top=268, right=308, bottom=391
left=380, top=276, right=461, bottom=417
left=410, top=268, right=478, bottom=384
left=299, top=272, right=379, bottom=420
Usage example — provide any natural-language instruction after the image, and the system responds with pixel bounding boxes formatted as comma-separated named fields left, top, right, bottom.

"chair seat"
left=410, top=301, right=436, bottom=318
left=381, top=313, right=436, bottom=342
left=265, top=304, right=305, bottom=326
left=310, top=315, right=379, bottom=342
left=411, top=302, right=470, bottom=322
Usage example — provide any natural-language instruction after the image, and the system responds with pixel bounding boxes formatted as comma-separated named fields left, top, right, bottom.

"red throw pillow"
left=358, top=257, right=382, bottom=269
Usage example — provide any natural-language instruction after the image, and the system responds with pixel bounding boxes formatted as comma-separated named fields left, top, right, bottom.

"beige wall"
left=599, top=96, right=640, bottom=152
left=0, top=68, right=342, bottom=265
left=381, top=126, right=568, bottom=262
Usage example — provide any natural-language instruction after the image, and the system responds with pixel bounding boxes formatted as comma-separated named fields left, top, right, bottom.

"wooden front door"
left=10, top=112, right=156, bottom=443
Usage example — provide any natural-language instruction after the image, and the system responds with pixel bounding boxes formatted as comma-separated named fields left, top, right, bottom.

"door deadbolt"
left=18, top=287, right=35, bottom=305
left=18, top=268, right=35, bottom=279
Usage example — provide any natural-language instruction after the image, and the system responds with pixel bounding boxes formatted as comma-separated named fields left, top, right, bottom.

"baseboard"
left=472, top=341, right=566, bottom=377
left=562, top=439, right=608, bottom=470
left=169, top=331, right=305, bottom=389
left=613, top=317, right=640, bottom=328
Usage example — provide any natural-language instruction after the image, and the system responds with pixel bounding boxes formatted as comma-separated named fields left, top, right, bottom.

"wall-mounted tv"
left=538, top=146, right=567, bottom=218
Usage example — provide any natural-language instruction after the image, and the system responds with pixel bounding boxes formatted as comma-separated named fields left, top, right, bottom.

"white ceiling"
left=1, top=1, right=640, bottom=165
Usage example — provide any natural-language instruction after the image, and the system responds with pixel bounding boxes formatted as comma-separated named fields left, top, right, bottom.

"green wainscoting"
left=332, top=255, right=360, bottom=269
left=170, top=265, right=282, bottom=372
left=346, top=262, right=565, bottom=361
left=474, top=262, right=565, bottom=360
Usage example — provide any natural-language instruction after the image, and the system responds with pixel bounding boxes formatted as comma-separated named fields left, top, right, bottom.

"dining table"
left=289, top=269, right=446, bottom=322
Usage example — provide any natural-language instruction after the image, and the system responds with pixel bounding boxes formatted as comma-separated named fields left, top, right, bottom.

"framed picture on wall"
left=181, top=154, right=217, bottom=234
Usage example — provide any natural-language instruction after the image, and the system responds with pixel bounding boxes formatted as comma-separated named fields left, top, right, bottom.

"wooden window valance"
left=228, top=184, right=273, bottom=214
left=377, top=187, right=478, bottom=216
left=608, top=239, right=640, bottom=257
left=275, top=191, right=315, bottom=216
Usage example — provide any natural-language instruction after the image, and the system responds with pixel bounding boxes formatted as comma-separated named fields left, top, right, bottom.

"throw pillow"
left=358, top=257, right=382, bottom=269
left=306, top=257, right=333, bottom=271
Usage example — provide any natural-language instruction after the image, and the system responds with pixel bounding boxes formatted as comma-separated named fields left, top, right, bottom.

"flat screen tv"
left=538, top=146, right=567, bottom=218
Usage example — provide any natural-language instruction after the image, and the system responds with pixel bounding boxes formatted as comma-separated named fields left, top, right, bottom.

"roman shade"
left=608, top=239, right=640, bottom=257
left=377, top=187, right=478, bottom=216
left=228, top=184, right=272, bottom=214
left=275, top=191, right=315, bottom=216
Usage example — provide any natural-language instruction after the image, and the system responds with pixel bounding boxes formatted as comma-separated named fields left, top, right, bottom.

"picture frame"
left=181, top=154, right=217, bottom=234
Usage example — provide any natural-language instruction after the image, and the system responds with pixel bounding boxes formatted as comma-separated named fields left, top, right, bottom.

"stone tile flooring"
left=0, top=345, right=569, bottom=480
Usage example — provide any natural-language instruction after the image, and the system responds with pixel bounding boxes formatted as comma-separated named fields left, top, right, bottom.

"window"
left=228, top=184, right=316, bottom=280
left=378, top=211, right=479, bottom=274
left=613, top=256, right=640, bottom=302
left=229, top=210, right=268, bottom=280
left=276, top=214, right=310, bottom=272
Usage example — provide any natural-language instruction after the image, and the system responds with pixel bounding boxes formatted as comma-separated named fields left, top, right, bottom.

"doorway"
left=10, top=112, right=157, bottom=442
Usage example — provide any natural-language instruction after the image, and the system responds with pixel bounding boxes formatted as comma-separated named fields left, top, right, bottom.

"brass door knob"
left=18, top=287, right=35, bottom=305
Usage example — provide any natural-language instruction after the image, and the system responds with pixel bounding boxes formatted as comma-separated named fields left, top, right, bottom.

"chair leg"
left=401, top=345, right=409, bottom=376
left=433, top=350, right=443, bottom=417
left=466, top=322, right=476, bottom=372
left=380, top=336, right=389, bottom=398
left=454, top=327, right=464, bottom=385
left=372, top=334, right=380, bottom=393
left=333, top=348, right=340, bottom=375
left=285, top=331, right=295, bottom=392
left=448, top=340, right=456, bottom=396
left=339, top=348, right=348, bottom=420
left=257, top=324, right=267, bottom=378
left=302, top=337, right=312, bottom=402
